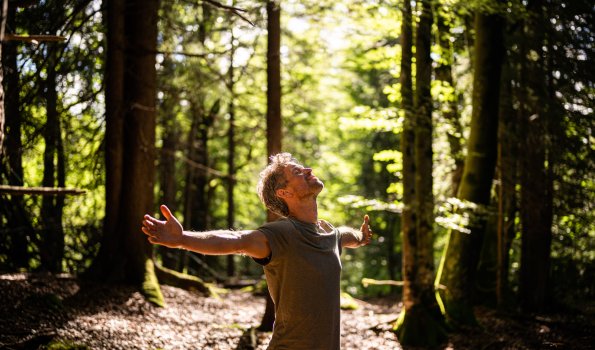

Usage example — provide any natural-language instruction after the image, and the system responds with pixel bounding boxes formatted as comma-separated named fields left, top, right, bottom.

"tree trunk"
left=496, top=62, right=517, bottom=308
left=1, top=5, right=33, bottom=269
left=436, top=9, right=505, bottom=327
left=394, top=0, right=446, bottom=346
left=158, top=80, right=179, bottom=270
left=40, top=46, right=65, bottom=273
left=435, top=4, right=464, bottom=196
left=266, top=0, right=282, bottom=160
left=89, top=0, right=125, bottom=279
left=0, top=0, right=6, bottom=155
left=519, top=0, right=553, bottom=312
left=183, top=102, right=210, bottom=233
left=89, top=0, right=163, bottom=306
left=182, top=100, right=215, bottom=276
left=227, top=36, right=236, bottom=277
left=260, top=0, right=282, bottom=332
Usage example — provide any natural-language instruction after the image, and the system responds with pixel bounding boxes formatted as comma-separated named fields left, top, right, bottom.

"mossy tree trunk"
left=89, top=0, right=163, bottom=306
left=394, top=0, right=446, bottom=346
left=436, top=7, right=505, bottom=327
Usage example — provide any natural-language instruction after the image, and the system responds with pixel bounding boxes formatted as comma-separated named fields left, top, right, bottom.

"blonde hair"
left=256, top=153, right=299, bottom=217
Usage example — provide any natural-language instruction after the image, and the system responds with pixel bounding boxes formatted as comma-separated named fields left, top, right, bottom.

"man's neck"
left=287, top=197, right=318, bottom=224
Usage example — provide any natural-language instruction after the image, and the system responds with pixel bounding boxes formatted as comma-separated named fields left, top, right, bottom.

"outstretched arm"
left=141, top=205, right=271, bottom=259
left=339, top=214, right=373, bottom=249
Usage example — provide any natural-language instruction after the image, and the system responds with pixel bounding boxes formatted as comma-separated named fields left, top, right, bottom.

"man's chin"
left=313, top=180, right=324, bottom=193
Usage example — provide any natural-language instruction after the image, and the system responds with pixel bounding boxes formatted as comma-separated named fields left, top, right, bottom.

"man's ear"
left=276, top=188, right=292, bottom=199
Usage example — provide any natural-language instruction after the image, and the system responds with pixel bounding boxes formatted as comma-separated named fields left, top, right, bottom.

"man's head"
left=257, top=153, right=323, bottom=216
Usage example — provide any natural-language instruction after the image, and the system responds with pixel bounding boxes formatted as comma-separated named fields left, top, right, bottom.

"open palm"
left=141, top=205, right=184, bottom=248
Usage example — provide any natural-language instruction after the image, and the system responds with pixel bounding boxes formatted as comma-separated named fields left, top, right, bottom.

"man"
left=142, top=153, right=372, bottom=349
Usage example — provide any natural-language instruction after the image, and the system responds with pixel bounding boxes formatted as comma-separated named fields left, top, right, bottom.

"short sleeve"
left=319, top=219, right=342, bottom=255
left=252, top=219, right=293, bottom=266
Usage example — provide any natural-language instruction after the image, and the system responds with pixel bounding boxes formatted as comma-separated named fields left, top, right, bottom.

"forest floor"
left=0, top=273, right=593, bottom=350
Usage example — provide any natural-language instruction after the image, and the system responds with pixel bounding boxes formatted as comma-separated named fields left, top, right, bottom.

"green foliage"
left=2, top=0, right=592, bottom=307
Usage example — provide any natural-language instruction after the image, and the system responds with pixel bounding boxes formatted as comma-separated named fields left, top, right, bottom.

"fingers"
left=361, top=214, right=370, bottom=232
left=141, top=220, right=157, bottom=236
left=160, top=204, right=173, bottom=221
left=143, top=214, right=162, bottom=226
left=361, top=214, right=373, bottom=246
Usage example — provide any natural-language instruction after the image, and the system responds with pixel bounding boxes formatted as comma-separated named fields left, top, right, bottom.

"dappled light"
left=0, top=0, right=593, bottom=348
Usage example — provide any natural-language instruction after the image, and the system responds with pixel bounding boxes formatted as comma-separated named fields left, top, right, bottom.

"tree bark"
left=227, top=33, right=236, bottom=277
left=518, top=0, right=553, bottom=312
left=89, top=0, right=163, bottom=306
left=0, top=0, right=7, bottom=155
left=436, top=9, right=505, bottom=327
left=496, top=62, right=517, bottom=308
left=1, top=4, right=33, bottom=269
left=435, top=4, right=464, bottom=196
left=89, top=0, right=125, bottom=279
left=394, top=0, right=446, bottom=346
left=40, top=45, right=65, bottom=273
left=260, top=0, right=282, bottom=332
left=266, top=0, right=282, bottom=161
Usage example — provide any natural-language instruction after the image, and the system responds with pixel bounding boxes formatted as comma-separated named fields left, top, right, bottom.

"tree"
left=518, top=0, right=553, bottom=312
left=259, top=0, right=282, bottom=332
left=435, top=3, right=464, bottom=196
left=0, top=1, right=33, bottom=270
left=436, top=3, right=505, bottom=326
left=89, top=0, right=163, bottom=305
left=495, top=61, right=517, bottom=307
left=0, top=0, right=6, bottom=155
left=394, top=0, right=446, bottom=346
left=40, top=44, right=66, bottom=272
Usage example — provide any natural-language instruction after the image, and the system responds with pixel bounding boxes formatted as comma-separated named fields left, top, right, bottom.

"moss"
left=441, top=295, right=479, bottom=328
left=141, top=258, right=165, bottom=307
left=46, top=339, right=89, bottom=350
left=340, top=292, right=359, bottom=310
left=394, top=305, right=448, bottom=347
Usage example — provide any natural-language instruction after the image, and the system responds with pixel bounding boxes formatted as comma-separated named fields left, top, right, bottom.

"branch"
left=154, top=263, right=211, bottom=295
left=7, top=0, right=37, bottom=9
left=162, top=148, right=234, bottom=179
left=202, top=0, right=254, bottom=27
left=0, top=185, right=86, bottom=195
left=361, top=278, right=447, bottom=290
left=3, top=34, right=67, bottom=43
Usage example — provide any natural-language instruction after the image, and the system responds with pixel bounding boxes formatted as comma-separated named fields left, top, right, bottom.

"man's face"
left=282, top=162, right=324, bottom=197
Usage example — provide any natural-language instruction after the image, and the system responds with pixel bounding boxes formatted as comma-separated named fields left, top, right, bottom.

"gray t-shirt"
left=256, top=217, right=343, bottom=350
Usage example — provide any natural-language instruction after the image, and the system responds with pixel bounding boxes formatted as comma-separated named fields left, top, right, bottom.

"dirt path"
left=1, top=273, right=593, bottom=349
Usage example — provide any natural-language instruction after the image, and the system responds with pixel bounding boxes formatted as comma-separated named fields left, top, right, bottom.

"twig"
left=3, top=34, right=67, bottom=43
left=362, top=277, right=447, bottom=290
left=0, top=185, right=86, bottom=195
left=203, top=0, right=254, bottom=27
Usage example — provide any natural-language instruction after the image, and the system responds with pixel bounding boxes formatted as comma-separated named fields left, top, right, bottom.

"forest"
left=0, top=0, right=593, bottom=349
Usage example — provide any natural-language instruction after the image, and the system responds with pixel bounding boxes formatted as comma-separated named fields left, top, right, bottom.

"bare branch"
left=202, top=0, right=255, bottom=27
left=3, top=34, right=67, bottom=43
left=0, top=185, right=86, bottom=195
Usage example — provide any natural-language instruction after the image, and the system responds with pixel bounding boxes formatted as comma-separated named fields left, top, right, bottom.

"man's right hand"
left=142, top=205, right=184, bottom=248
